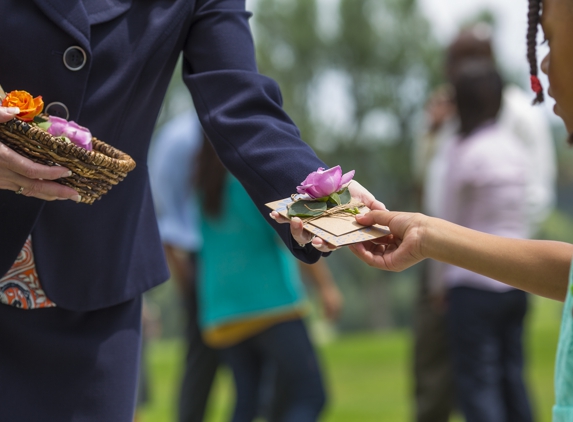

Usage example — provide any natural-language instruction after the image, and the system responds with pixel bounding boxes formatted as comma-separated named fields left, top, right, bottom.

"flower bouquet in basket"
left=0, top=88, right=136, bottom=204
left=266, top=166, right=389, bottom=247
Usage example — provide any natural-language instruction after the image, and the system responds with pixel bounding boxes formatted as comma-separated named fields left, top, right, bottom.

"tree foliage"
left=253, top=0, right=442, bottom=211
left=252, top=0, right=442, bottom=329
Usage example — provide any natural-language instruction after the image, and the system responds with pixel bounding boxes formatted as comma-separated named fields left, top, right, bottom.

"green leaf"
left=33, top=115, right=48, bottom=124
left=329, top=192, right=341, bottom=206
left=313, top=195, right=330, bottom=202
left=337, top=187, right=352, bottom=205
left=326, top=188, right=351, bottom=208
left=288, top=200, right=327, bottom=218
left=36, top=121, right=51, bottom=131
left=342, top=207, right=361, bottom=215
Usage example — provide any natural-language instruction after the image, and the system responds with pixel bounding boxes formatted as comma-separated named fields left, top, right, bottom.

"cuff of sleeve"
left=291, top=238, right=331, bottom=263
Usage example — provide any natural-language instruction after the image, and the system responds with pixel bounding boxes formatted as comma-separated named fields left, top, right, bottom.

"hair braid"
left=527, top=0, right=544, bottom=104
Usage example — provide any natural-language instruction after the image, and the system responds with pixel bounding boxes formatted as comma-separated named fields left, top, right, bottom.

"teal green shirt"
left=554, top=261, right=573, bottom=420
left=198, top=175, right=305, bottom=330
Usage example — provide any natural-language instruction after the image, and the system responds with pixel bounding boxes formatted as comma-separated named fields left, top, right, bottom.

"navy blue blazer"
left=0, top=0, right=326, bottom=311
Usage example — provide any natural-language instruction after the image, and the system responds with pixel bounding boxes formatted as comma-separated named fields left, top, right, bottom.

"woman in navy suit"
left=0, top=1, right=383, bottom=420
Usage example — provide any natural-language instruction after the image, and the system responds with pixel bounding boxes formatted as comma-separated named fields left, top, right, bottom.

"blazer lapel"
left=32, top=0, right=90, bottom=51
left=82, top=0, right=132, bottom=25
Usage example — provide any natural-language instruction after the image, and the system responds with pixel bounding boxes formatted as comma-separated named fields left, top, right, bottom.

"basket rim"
left=0, top=117, right=136, bottom=171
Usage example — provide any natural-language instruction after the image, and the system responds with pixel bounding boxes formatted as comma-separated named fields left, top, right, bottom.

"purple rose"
left=296, top=166, right=355, bottom=199
left=46, top=116, right=93, bottom=151
left=46, top=116, right=68, bottom=137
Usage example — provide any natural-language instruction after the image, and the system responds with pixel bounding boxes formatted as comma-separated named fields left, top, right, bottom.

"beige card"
left=265, top=197, right=390, bottom=247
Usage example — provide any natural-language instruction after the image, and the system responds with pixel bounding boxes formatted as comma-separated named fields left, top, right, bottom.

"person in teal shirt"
left=195, top=139, right=342, bottom=422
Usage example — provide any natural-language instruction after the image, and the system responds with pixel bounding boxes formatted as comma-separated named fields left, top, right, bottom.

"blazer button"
left=63, top=46, right=87, bottom=71
left=45, top=102, right=70, bottom=120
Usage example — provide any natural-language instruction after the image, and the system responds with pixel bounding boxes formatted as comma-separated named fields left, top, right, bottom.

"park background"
left=140, top=0, right=573, bottom=420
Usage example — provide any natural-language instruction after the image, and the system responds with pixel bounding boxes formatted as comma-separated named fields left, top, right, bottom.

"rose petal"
left=296, top=166, right=351, bottom=198
left=64, top=123, right=93, bottom=150
left=299, top=184, right=325, bottom=199
left=299, top=169, right=320, bottom=187
left=47, top=116, right=68, bottom=137
left=313, top=166, right=341, bottom=197
left=338, top=170, right=355, bottom=190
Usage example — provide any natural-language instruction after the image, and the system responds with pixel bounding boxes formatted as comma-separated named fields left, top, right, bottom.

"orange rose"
left=1, top=90, right=44, bottom=122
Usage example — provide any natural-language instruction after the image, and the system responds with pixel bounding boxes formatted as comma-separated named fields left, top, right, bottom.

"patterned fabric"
left=553, top=260, right=573, bottom=421
left=0, top=236, right=56, bottom=309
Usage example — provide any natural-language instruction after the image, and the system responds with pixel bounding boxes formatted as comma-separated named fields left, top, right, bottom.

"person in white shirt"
left=410, top=24, right=556, bottom=422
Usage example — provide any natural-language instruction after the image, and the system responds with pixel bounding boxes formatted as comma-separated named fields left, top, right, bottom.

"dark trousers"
left=220, top=319, right=326, bottom=422
left=446, top=286, right=533, bottom=422
left=0, top=297, right=142, bottom=422
left=178, top=252, right=220, bottom=422
left=413, top=263, right=455, bottom=422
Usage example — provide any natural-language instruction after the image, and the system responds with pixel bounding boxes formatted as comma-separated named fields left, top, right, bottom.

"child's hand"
left=349, top=211, right=427, bottom=271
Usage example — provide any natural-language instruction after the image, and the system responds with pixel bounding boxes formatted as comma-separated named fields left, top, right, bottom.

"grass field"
left=139, top=295, right=562, bottom=422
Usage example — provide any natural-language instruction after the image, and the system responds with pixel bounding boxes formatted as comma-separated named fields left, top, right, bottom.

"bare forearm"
left=423, top=217, right=573, bottom=301
left=299, top=260, right=335, bottom=290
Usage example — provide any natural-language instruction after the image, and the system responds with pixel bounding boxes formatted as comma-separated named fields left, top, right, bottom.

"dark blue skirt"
left=0, top=296, right=142, bottom=421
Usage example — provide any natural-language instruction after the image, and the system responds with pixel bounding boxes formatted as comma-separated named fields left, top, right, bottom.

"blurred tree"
left=252, top=0, right=442, bottom=330
left=253, top=0, right=442, bottom=210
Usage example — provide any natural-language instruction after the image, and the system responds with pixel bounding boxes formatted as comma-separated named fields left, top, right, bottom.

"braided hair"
left=527, top=0, right=544, bottom=104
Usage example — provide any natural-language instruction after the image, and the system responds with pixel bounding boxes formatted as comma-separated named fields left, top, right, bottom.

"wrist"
left=418, top=215, right=440, bottom=261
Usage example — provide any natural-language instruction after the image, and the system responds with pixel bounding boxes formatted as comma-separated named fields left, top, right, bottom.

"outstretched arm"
left=349, top=211, right=573, bottom=302
left=299, top=259, right=343, bottom=322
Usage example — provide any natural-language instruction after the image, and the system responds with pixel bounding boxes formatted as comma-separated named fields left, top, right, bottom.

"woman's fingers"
left=348, top=181, right=387, bottom=211
left=0, top=142, right=72, bottom=180
left=269, top=210, right=289, bottom=224
left=269, top=212, right=312, bottom=246
left=0, top=107, right=20, bottom=123
left=269, top=211, right=336, bottom=252
left=290, top=217, right=315, bottom=245
left=0, top=142, right=80, bottom=201
left=311, top=236, right=338, bottom=252
left=3, top=176, right=81, bottom=201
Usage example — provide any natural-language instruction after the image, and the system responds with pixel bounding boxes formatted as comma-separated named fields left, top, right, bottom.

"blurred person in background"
left=438, top=59, right=533, bottom=422
left=411, top=23, right=555, bottom=422
left=196, top=139, right=343, bottom=422
left=148, top=111, right=220, bottom=422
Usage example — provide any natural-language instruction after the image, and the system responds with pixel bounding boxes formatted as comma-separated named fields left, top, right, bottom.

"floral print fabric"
left=0, top=236, right=56, bottom=309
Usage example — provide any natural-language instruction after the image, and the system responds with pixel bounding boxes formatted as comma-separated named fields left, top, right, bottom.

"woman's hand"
left=270, top=180, right=386, bottom=253
left=0, top=107, right=81, bottom=201
left=349, top=211, right=427, bottom=271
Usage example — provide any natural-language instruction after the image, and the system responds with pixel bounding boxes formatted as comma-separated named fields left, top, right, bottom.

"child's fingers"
left=355, top=210, right=398, bottom=227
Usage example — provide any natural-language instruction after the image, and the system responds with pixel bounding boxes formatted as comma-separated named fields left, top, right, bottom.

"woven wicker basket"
left=0, top=118, right=136, bottom=204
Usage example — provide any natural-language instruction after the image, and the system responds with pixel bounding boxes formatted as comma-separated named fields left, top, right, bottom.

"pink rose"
left=46, top=116, right=93, bottom=151
left=296, top=166, right=355, bottom=199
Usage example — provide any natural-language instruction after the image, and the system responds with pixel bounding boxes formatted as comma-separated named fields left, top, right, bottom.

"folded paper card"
left=266, top=196, right=390, bottom=247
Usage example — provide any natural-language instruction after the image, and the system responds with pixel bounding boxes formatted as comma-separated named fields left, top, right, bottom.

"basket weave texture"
left=0, top=118, right=136, bottom=204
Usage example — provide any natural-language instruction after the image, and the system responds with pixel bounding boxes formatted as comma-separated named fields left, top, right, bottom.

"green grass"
left=139, top=296, right=561, bottom=422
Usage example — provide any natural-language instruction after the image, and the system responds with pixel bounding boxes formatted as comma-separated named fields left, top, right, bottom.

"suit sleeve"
left=181, top=0, right=327, bottom=263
